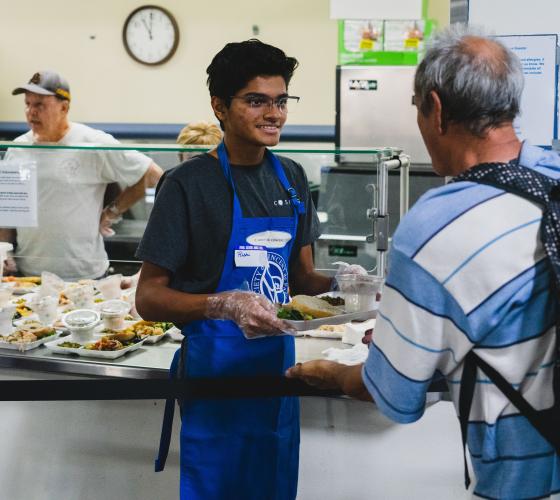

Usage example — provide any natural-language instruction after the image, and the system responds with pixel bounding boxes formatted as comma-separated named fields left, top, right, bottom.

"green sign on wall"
left=338, top=18, right=437, bottom=66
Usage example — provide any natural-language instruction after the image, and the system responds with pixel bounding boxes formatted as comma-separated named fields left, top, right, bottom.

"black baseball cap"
left=12, top=70, right=71, bottom=101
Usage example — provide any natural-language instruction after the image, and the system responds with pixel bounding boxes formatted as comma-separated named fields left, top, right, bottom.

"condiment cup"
left=99, top=299, right=130, bottom=331
left=62, top=309, right=100, bottom=342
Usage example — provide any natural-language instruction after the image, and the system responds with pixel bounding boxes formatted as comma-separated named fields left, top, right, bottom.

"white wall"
left=0, top=0, right=449, bottom=126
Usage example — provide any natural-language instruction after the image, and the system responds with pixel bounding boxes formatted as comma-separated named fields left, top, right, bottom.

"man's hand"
left=206, top=290, right=293, bottom=339
left=99, top=207, right=121, bottom=237
left=3, top=254, right=17, bottom=275
left=286, top=360, right=347, bottom=390
left=286, top=361, right=372, bottom=401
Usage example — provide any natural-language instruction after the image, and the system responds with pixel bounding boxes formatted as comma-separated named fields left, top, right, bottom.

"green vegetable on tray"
left=277, top=308, right=313, bottom=321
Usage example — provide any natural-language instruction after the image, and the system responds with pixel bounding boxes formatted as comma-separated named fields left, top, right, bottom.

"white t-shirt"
left=5, top=123, right=151, bottom=280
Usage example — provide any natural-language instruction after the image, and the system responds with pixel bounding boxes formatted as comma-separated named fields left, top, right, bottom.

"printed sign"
left=0, top=160, right=38, bottom=227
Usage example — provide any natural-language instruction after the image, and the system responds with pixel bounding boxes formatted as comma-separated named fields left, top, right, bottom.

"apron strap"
left=154, top=336, right=188, bottom=472
left=217, top=142, right=306, bottom=218
left=265, top=149, right=306, bottom=216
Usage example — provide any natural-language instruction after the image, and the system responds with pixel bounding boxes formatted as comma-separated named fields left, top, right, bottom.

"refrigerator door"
left=337, top=65, right=431, bottom=164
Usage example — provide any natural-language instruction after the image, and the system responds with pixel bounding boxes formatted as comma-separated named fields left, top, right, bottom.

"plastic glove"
left=206, top=290, right=293, bottom=339
left=332, top=261, right=368, bottom=277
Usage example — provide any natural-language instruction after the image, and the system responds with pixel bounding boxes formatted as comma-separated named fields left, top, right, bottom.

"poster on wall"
left=384, top=20, right=426, bottom=52
left=0, top=160, right=38, bottom=227
left=496, top=34, right=558, bottom=146
left=343, top=20, right=384, bottom=53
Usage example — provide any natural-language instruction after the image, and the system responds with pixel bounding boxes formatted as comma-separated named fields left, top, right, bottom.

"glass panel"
left=0, top=141, right=396, bottom=371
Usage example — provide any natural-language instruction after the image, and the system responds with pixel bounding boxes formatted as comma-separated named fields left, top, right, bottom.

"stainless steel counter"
left=0, top=336, right=347, bottom=379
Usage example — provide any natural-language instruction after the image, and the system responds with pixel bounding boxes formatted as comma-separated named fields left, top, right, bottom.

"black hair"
left=206, top=39, right=299, bottom=104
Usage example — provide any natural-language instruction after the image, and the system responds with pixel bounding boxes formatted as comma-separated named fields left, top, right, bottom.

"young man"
left=135, top=40, right=332, bottom=500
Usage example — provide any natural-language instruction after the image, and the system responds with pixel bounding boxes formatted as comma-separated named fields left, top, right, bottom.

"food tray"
left=45, top=336, right=147, bottom=359
left=166, top=326, right=183, bottom=342
left=304, top=327, right=345, bottom=339
left=283, top=308, right=377, bottom=332
left=0, top=330, right=62, bottom=351
left=142, top=330, right=168, bottom=344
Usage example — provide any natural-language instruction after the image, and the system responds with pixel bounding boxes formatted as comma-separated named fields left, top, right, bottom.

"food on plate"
left=58, top=292, right=71, bottom=306
left=0, top=323, right=56, bottom=344
left=107, top=329, right=137, bottom=343
left=3, top=276, right=41, bottom=285
left=13, top=298, right=33, bottom=319
left=16, top=320, right=57, bottom=339
left=59, top=341, right=82, bottom=349
left=130, top=320, right=173, bottom=337
left=320, top=296, right=345, bottom=307
left=277, top=308, right=312, bottom=321
left=279, top=295, right=344, bottom=320
left=317, top=324, right=345, bottom=334
left=85, top=337, right=124, bottom=351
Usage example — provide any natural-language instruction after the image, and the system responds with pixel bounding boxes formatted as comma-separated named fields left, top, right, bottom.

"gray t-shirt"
left=136, top=153, right=320, bottom=293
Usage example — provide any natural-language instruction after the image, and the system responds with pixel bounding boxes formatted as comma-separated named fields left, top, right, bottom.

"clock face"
left=123, top=6, right=179, bottom=65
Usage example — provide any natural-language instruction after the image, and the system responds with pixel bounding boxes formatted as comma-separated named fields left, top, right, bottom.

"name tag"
left=234, top=246, right=268, bottom=268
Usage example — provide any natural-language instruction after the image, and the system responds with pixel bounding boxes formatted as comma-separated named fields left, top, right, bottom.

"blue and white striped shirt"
left=363, top=143, right=560, bottom=500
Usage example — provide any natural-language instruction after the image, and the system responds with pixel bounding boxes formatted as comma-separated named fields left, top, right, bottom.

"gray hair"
left=414, top=24, right=524, bottom=136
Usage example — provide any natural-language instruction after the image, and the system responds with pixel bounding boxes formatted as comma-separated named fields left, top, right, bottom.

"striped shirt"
left=363, top=143, right=560, bottom=500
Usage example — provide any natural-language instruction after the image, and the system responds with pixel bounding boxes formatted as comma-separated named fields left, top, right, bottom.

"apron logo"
left=246, top=230, right=292, bottom=249
left=251, top=252, right=289, bottom=304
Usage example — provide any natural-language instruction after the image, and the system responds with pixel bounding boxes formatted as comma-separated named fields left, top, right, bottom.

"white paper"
left=497, top=35, right=558, bottom=145
left=330, top=0, right=422, bottom=20
left=0, top=160, right=38, bottom=227
left=469, top=0, right=560, bottom=38
left=234, top=247, right=268, bottom=268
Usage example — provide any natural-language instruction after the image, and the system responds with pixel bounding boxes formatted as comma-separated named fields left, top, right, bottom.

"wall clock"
left=123, top=5, right=180, bottom=65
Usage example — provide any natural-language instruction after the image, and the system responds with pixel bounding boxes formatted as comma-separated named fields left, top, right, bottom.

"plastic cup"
left=335, top=274, right=384, bottom=313
left=95, top=274, right=123, bottom=300
left=99, top=299, right=130, bottom=330
left=39, top=271, right=65, bottom=299
left=0, top=282, right=15, bottom=307
left=62, top=309, right=100, bottom=342
left=36, top=296, right=58, bottom=326
left=65, top=283, right=95, bottom=309
left=0, top=304, right=16, bottom=334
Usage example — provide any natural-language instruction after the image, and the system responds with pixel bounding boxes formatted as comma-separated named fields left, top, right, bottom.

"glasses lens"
left=280, top=97, right=298, bottom=114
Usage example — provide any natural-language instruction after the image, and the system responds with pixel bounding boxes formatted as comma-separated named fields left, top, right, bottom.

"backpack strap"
left=452, top=160, right=560, bottom=488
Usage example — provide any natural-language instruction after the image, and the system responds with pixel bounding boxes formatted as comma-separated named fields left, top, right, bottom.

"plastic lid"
left=99, top=299, right=130, bottom=317
left=63, top=309, right=100, bottom=328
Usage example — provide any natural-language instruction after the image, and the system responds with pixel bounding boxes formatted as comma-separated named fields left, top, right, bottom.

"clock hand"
left=141, top=17, right=153, bottom=40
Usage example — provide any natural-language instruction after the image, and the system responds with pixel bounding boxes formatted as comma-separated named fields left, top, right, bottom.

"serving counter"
left=0, top=334, right=344, bottom=379
left=0, top=142, right=464, bottom=499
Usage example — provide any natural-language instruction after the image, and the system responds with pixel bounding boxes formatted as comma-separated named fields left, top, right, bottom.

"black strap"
left=458, top=352, right=477, bottom=489
left=452, top=160, right=560, bottom=490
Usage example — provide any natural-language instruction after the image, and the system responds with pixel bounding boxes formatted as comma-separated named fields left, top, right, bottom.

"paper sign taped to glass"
left=0, top=160, right=38, bottom=227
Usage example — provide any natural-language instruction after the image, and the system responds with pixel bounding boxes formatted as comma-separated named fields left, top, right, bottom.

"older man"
left=287, top=28, right=560, bottom=499
left=2, top=70, right=162, bottom=280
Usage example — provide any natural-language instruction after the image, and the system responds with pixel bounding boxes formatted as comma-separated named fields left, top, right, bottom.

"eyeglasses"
left=230, top=93, right=300, bottom=113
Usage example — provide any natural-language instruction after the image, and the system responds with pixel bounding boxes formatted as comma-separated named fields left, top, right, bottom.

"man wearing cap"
left=1, top=70, right=162, bottom=280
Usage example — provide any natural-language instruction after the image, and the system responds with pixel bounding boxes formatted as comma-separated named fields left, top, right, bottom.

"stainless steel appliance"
left=336, top=65, right=430, bottom=164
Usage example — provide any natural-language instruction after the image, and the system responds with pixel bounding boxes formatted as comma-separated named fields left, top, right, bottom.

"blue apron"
left=156, top=143, right=305, bottom=500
